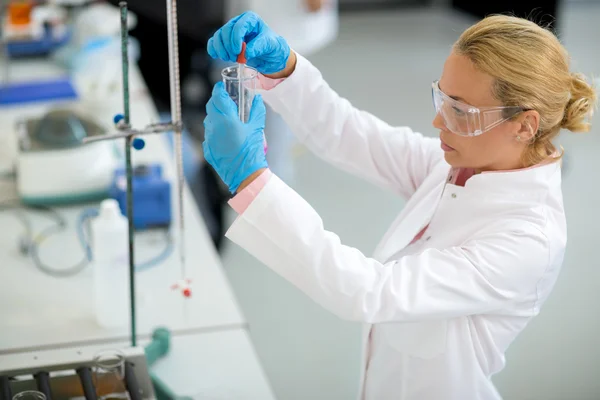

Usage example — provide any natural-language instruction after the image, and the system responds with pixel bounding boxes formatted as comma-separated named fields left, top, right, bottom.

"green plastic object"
left=149, top=373, right=192, bottom=400
left=144, top=327, right=171, bottom=366
left=144, top=328, right=192, bottom=400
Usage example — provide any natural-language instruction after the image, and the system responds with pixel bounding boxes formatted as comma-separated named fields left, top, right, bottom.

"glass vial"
left=93, top=350, right=129, bottom=400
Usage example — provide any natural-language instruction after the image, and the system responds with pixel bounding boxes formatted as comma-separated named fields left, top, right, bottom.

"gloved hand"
left=207, top=11, right=291, bottom=75
left=202, top=82, right=268, bottom=194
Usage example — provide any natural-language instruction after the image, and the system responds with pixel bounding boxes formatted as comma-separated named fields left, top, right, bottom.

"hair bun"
left=562, top=73, right=597, bottom=132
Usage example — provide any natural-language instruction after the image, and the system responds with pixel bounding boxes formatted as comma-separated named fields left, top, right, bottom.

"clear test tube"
left=221, top=64, right=268, bottom=153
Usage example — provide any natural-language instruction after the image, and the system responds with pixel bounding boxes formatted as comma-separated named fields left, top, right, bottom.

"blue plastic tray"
left=0, top=78, right=78, bottom=106
left=6, top=26, right=72, bottom=57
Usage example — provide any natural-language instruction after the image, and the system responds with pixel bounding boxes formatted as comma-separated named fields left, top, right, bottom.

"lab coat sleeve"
left=259, top=54, right=443, bottom=199
left=225, top=174, right=551, bottom=323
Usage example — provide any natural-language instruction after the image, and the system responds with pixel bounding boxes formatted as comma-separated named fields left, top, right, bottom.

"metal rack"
left=0, top=347, right=154, bottom=400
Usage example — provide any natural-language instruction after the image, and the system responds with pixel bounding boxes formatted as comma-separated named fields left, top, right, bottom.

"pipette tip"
left=237, top=42, right=247, bottom=64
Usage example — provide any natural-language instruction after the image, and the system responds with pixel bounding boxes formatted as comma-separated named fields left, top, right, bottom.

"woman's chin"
left=443, top=150, right=461, bottom=166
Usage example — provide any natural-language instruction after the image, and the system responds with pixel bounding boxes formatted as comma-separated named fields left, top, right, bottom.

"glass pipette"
left=237, top=42, right=247, bottom=122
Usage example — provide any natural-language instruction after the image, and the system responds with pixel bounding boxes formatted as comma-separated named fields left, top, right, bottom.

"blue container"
left=0, top=78, right=77, bottom=106
left=110, top=164, right=172, bottom=229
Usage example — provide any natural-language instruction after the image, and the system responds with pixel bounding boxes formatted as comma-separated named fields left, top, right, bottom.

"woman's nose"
left=432, top=111, right=445, bottom=130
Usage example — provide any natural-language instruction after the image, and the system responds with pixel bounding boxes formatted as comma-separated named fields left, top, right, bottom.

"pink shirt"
left=257, top=74, right=286, bottom=91
left=229, top=169, right=273, bottom=214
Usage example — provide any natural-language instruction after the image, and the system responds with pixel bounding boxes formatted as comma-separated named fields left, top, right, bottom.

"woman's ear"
left=516, top=110, right=540, bottom=142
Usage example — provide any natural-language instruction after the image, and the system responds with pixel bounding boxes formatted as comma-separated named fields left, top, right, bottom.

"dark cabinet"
left=450, top=0, right=560, bottom=32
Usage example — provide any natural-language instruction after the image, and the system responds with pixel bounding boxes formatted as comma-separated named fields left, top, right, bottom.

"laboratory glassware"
left=12, top=391, right=46, bottom=400
left=221, top=65, right=258, bottom=123
left=93, top=349, right=129, bottom=400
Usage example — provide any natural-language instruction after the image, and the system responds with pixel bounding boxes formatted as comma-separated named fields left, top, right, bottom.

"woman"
left=203, top=11, right=596, bottom=399
left=224, top=0, right=338, bottom=182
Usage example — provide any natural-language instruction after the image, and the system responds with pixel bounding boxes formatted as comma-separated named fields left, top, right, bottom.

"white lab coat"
left=225, top=54, right=567, bottom=399
left=225, top=0, right=338, bottom=56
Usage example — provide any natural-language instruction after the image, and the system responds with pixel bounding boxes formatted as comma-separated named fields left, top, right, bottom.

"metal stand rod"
left=82, top=122, right=183, bottom=145
left=119, top=1, right=137, bottom=348
left=34, top=372, right=52, bottom=400
left=0, top=376, right=12, bottom=400
left=124, top=362, right=143, bottom=400
left=165, top=0, right=186, bottom=280
left=76, top=367, right=98, bottom=400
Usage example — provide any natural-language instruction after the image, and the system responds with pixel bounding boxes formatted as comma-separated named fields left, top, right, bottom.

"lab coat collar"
left=458, top=159, right=562, bottom=201
left=373, top=159, right=562, bottom=266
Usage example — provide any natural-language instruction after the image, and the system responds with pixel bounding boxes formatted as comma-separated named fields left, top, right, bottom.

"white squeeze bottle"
left=91, top=199, right=130, bottom=328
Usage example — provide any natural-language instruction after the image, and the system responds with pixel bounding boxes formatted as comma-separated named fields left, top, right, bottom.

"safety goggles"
left=432, top=80, right=524, bottom=137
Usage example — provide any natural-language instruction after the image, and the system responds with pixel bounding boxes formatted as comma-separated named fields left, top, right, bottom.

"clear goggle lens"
left=431, top=80, right=523, bottom=137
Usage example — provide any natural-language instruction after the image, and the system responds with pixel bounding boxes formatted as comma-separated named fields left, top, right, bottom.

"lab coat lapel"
left=358, top=174, right=447, bottom=399
left=373, top=176, right=447, bottom=263
left=357, top=323, right=373, bottom=400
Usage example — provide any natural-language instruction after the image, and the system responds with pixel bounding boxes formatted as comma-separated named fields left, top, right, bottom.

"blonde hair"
left=454, top=15, right=597, bottom=167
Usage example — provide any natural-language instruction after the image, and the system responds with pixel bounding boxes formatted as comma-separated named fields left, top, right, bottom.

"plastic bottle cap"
left=113, top=114, right=124, bottom=124
left=99, top=199, right=123, bottom=219
left=132, top=137, right=145, bottom=150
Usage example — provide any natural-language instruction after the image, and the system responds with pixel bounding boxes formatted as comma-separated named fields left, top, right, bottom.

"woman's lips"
left=440, top=139, right=455, bottom=152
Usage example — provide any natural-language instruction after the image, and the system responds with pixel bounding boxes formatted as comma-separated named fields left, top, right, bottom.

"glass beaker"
left=93, top=350, right=129, bottom=400
left=12, top=391, right=46, bottom=400
left=221, top=65, right=258, bottom=123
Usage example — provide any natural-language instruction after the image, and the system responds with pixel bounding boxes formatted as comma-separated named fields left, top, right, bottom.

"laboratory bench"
left=1, top=329, right=274, bottom=400
left=0, top=58, right=275, bottom=399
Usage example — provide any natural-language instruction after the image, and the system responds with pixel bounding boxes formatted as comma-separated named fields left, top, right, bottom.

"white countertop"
left=0, top=328, right=276, bottom=400
left=0, top=59, right=245, bottom=352
left=0, top=25, right=274, bottom=400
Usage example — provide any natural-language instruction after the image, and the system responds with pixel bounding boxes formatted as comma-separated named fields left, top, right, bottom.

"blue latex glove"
left=207, top=11, right=291, bottom=75
left=202, top=82, right=268, bottom=193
